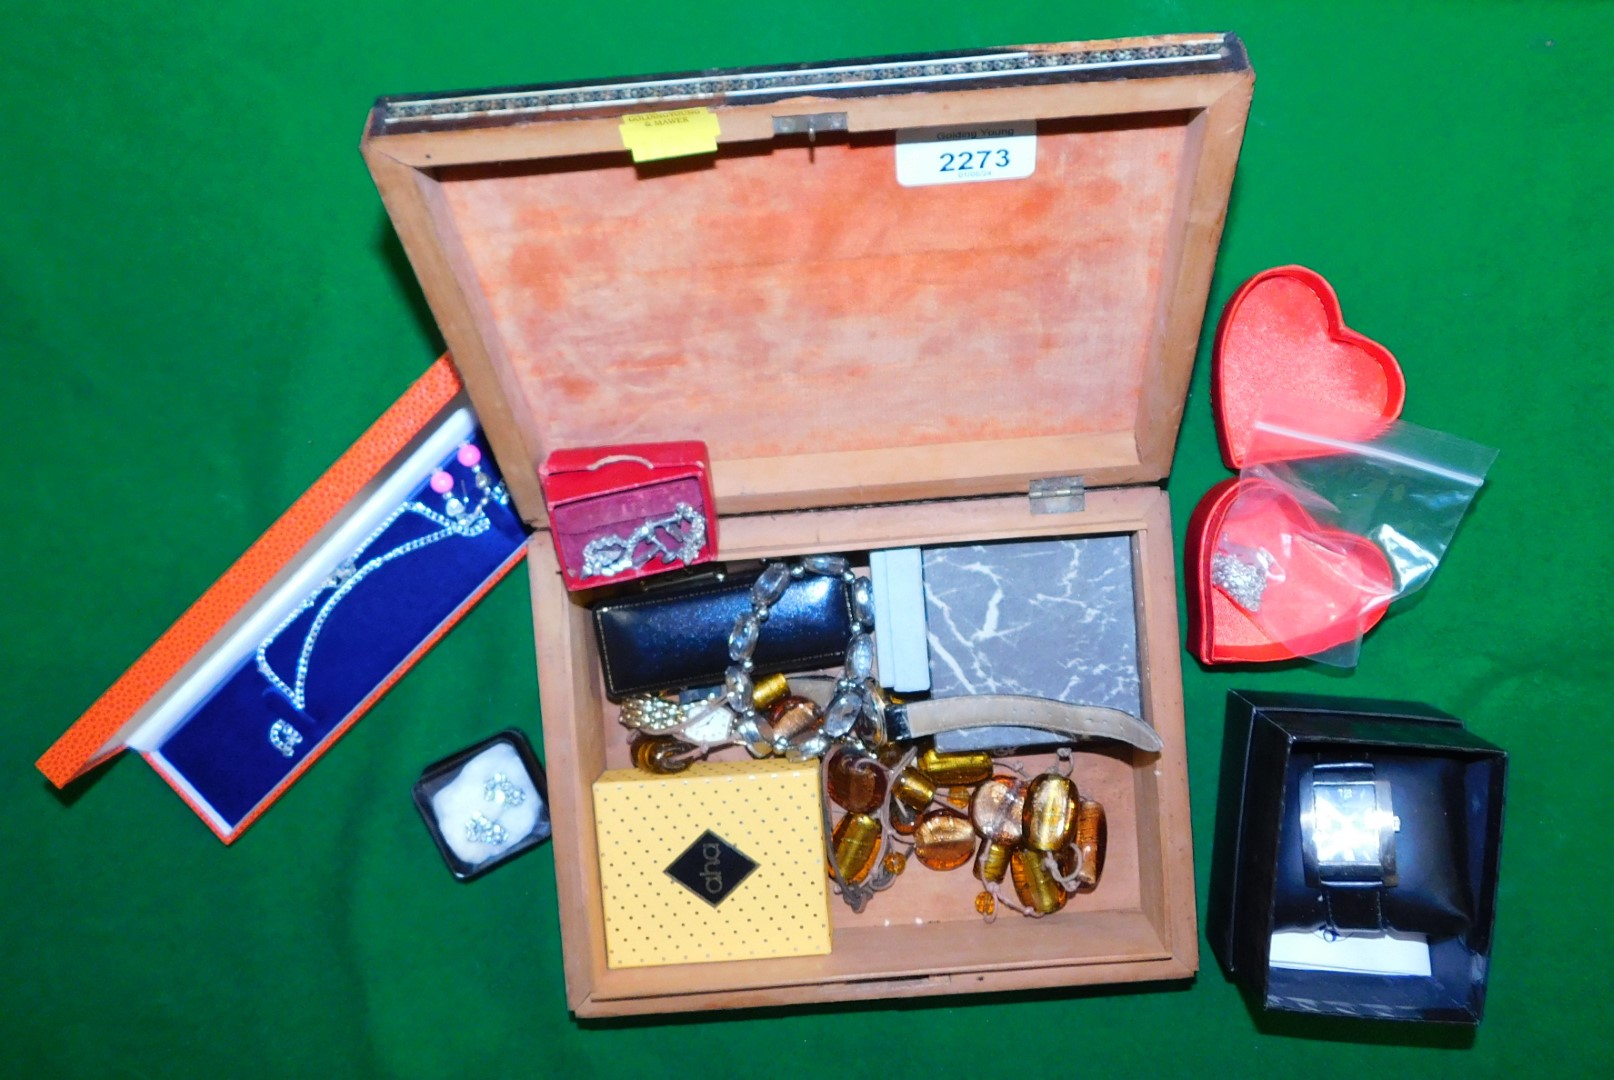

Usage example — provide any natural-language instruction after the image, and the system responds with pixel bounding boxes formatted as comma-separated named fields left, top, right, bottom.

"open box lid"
left=362, top=34, right=1254, bottom=528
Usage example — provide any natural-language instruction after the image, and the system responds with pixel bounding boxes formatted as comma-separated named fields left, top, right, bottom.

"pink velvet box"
left=539, top=442, right=717, bottom=591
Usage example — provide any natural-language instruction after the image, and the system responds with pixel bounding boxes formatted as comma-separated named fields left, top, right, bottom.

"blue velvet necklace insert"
left=155, top=432, right=528, bottom=830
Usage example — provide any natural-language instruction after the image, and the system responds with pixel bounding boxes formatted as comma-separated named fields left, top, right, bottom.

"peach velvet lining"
left=439, top=117, right=1189, bottom=461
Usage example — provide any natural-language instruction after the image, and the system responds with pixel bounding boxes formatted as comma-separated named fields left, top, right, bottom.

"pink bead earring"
left=430, top=468, right=465, bottom=517
left=458, top=443, right=491, bottom=492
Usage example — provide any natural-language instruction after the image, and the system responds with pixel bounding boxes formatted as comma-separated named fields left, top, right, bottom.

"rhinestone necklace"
left=256, top=479, right=507, bottom=711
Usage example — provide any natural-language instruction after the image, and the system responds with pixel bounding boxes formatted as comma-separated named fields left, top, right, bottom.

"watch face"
left=1310, top=781, right=1383, bottom=871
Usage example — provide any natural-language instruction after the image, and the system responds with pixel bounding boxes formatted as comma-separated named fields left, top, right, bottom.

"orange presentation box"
left=364, top=34, right=1254, bottom=1015
left=39, top=360, right=530, bottom=841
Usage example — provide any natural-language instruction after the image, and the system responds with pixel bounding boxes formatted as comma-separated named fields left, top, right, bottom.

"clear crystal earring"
left=268, top=719, right=303, bottom=758
left=465, top=814, right=508, bottom=845
left=483, top=772, right=526, bottom=808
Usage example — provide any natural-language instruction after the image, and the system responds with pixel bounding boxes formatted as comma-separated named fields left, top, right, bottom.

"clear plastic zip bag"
left=1214, top=398, right=1497, bottom=666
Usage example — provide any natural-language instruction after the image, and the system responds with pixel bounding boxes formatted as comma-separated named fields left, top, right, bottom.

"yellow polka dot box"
left=592, top=759, right=832, bottom=968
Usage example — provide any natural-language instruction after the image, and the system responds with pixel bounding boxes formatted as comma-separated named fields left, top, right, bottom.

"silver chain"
left=256, top=475, right=508, bottom=711
left=1211, top=541, right=1278, bottom=613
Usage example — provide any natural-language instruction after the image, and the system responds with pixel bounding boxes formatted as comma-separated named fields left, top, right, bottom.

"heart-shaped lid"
left=1212, top=266, right=1406, bottom=469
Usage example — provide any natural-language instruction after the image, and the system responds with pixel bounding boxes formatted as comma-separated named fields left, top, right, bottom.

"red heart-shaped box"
left=1213, top=265, right=1406, bottom=469
left=1187, top=266, right=1406, bottom=664
left=1186, top=478, right=1396, bottom=663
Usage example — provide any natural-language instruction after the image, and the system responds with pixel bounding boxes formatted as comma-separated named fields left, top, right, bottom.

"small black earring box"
left=414, top=728, right=552, bottom=882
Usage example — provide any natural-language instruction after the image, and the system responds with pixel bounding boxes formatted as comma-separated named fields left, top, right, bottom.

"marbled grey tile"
left=923, top=535, right=1141, bottom=750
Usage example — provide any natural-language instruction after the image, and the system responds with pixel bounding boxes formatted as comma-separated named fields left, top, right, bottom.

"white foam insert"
left=1269, top=929, right=1433, bottom=977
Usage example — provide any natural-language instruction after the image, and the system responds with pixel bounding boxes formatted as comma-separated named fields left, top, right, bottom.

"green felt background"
left=4, top=1, right=1610, bottom=1074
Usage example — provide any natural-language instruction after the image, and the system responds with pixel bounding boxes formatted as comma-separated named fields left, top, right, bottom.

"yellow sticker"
left=618, top=107, right=721, bottom=163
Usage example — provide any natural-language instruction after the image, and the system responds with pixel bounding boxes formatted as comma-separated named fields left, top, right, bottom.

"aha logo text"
left=701, top=842, right=725, bottom=893
left=666, top=829, right=757, bottom=905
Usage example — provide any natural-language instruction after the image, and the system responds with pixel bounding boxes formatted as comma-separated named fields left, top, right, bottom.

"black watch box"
left=1208, top=690, right=1507, bottom=1025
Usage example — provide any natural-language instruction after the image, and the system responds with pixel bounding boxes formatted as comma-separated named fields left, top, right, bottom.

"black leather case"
left=591, top=568, right=854, bottom=699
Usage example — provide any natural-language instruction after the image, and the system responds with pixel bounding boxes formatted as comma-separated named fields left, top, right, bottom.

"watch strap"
left=1324, top=885, right=1385, bottom=933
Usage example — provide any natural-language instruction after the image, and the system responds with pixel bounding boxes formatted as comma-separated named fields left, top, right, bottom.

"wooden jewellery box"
left=363, top=34, right=1254, bottom=1016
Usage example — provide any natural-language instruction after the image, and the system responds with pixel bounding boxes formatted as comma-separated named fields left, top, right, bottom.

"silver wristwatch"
left=1299, top=761, right=1400, bottom=931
